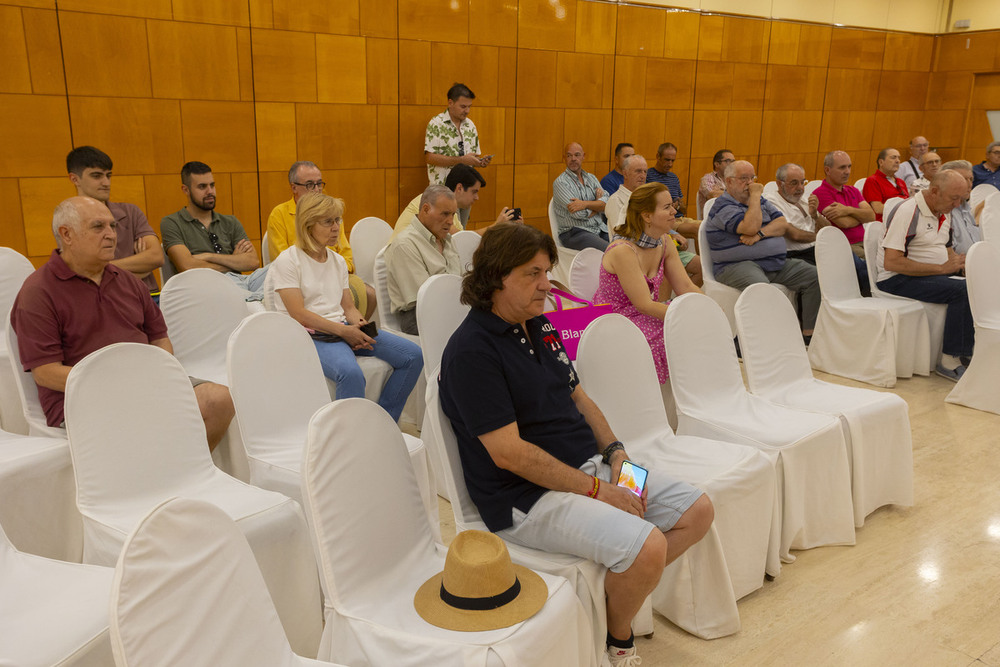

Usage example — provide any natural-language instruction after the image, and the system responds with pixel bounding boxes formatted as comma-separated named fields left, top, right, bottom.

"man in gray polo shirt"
left=706, top=160, right=821, bottom=337
left=161, top=161, right=267, bottom=298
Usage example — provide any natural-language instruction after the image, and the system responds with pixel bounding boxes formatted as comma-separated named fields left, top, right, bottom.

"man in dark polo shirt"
left=439, top=223, right=713, bottom=666
left=862, top=147, right=910, bottom=222
left=66, top=145, right=163, bottom=293
left=11, top=196, right=234, bottom=449
left=161, top=161, right=267, bottom=298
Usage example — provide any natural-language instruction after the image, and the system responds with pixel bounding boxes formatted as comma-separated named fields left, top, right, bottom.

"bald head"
left=823, top=151, right=852, bottom=186
left=909, top=136, right=929, bottom=159
left=919, top=151, right=941, bottom=180
left=563, top=142, right=585, bottom=175
left=52, top=196, right=104, bottom=246
left=924, top=170, right=969, bottom=216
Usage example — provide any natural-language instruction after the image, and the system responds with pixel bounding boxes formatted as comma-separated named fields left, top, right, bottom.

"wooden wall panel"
left=0, top=179, right=27, bottom=254
left=797, top=24, right=833, bottom=68
left=556, top=51, right=607, bottom=108
left=819, top=110, right=877, bottom=152
left=431, top=44, right=500, bottom=107
left=575, top=0, right=616, bottom=55
left=59, top=12, right=151, bottom=97
left=398, top=0, right=466, bottom=43
left=882, top=33, right=934, bottom=71
left=272, top=0, right=359, bottom=35
left=20, top=177, right=76, bottom=256
left=926, top=71, right=974, bottom=110
left=934, top=32, right=1000, bottom=72
left=54, top=0, right=169, bottom=19
left=147, top=21, right=241, bottom=100
left=764, top=65, right=827, bottom=110
left=143, top=174, right=181, bottom=237
left=828, top=28, right=886, bottom=70
left=616, top=5, right=665, bottom=58
left=316, top=35, right=368, bottom=105
left=923, top=110, right=966, bottom=148
left=721, top=17, right=771, bottom=65
left=697, top=14, right=725, bottom=62
left=69, top=97, right=183, bottom=175
left=469, top=0, right=517, bottom=48
left=295, top=104, right=379, bottom=171
left=251, top=29, right=317, bottom=103
left=172, top=0, right=250, bottom=26
left=366, top=38, right=398, bottom=105
left=180, top=101, right=257, bottom=173
left=690, top=110, right=730, bottom=159
left=517, top=0, right=576, bottom=52
left=871, top=111, right=926, bottom=150
left=397, top=105, right=437, bottom=168
left=22, top=8, right=64, bottom=95
left=612, top=56, right=646, bottom=109
left=645, top=59, right=696, bottom=110
left=516, top=49, right=558, bottom=108
left=663, top=12, right=700, bottom=61
left=514, top=108, right=565, bottom=165
left=0, top=6, right=32, bottom=94
left=876, top=71, right=930, bottom=111
left=360, top=0, right=397, bottom=39
left=0, top=94, right=71, bottom=178
left=824, top=68, right=881, bottom=111
left=397, top=40, right=432, bottom=105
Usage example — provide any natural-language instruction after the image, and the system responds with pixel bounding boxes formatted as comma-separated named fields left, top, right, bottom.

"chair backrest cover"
left=452, top=230, right=480, bottom=272
left=883, top=196, right=904, bottom=222
left=863, top=221, right=888, bottom=297
left=547, top=198, right=564, bottom=248
left=803, top=180, right=822, bottom=196
left=159, top=245, right=177, bottom=284
left=734, top=284, right=813, bottom=396
left=65, top=343, right=215, bottom=517
left=966, top=241, right=1000, bottom=330
left=261, top=231, right=272, bottom=266
left=424, top=375, right=487, bottom=530
left=575, top=314, right=673, bottom=444
left=814, top=226, right=862, bottom=301
left=698, top=198, right=719, bottom=285
left=568, top=248, right=604, bottom=302
left=111, top=497, right=305, bottom=667
left=302, top=399, right=437, bottom=614
left=982, top=192, right=1000, bottom=243
left=854, top=177, right=867, bottom=191
left=4, top=313, right=60, bottom=437
left=663, top=293, right=747, bottom=412
left=227, top=312, right=331, bottom=466
left=0, top=248, right=34, bottom=321
left=372, top=246, right=402, bottom=330
left=416, top=274, right=468, bottom=382
left=762, top=181, right=778, bottom=196
left=349, top=217, right=392, bottom=286
left=160, top=268, right=250, bottom=383
left=970, top=183, right=998, bottom=213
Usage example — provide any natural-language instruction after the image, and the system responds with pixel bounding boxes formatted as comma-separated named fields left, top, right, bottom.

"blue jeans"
left=227, top=266, right=269, bottom=301
left=877, top=274, right=974, bottom=357
left=313, top=331, right=423, bottom=422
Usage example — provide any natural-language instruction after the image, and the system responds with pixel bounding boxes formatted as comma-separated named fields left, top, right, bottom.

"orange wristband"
left=587, top=476, right=600, bottom=499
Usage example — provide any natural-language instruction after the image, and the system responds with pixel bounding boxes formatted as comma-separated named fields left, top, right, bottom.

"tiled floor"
left=435, top=369, right=1000, bottom=666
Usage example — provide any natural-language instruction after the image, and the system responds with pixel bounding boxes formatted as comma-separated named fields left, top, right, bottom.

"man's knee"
left=682, top=494, right=715, bottom=538
left=195, top=382, right=235, bottom=421
left=629, top=529, right=667, bottom=576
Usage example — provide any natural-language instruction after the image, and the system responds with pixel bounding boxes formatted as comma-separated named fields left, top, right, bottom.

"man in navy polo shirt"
left=439, top=223, right=713, bottom=666
left=972, top=141, right=1000, bottom=189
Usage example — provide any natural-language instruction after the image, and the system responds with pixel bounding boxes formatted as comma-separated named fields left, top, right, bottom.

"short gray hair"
left=775, top=163, right=803, bottom=182
left=940, top=159, right=973, bottom=172
left=823, top=150, right=847, bottom=169
left=420, top=184, right=455, bottom=210
left=622, top=154, right=646, bottom=172
left=724, top=160, right=751, bottom=180
left=988, top=141, right=1000, bottom=154
left=52, top=199, right=82, bottom=249
left=288, top=161, right=319, bottom=184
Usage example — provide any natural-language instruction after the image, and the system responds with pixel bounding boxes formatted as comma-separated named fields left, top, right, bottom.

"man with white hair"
left=876, top=170, right=974, bottom=381
left=11, top=196, right=234, bottom=446
left=897, top=135, right=929, bottom=187
left=939, top=160, right=980, bottom=255
left=706, top=160, right=821, bottom=337
left=908, top=151, right=941, bottom=195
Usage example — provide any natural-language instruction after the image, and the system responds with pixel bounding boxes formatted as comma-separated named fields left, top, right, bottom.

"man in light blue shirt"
left=552, top=142, right=610, bottom=251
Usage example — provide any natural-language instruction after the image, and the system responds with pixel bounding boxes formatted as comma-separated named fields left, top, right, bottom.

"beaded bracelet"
left=601, top=441, right=625, bottom=464
left=587, top=476, right=600, bottom=499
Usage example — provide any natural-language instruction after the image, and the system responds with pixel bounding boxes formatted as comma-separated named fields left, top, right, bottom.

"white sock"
left=940, top=354, right=961, bottom=370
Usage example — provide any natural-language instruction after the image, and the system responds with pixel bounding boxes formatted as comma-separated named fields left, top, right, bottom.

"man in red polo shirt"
left=11, top=196, right=234, bottom=448
left=814, top=150, right=876, bottom=258
left=863, top=148, right=910, bottom=222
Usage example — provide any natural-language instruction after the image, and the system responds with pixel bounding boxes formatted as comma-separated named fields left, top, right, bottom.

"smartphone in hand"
left=616, top=460, right=648, bottom=498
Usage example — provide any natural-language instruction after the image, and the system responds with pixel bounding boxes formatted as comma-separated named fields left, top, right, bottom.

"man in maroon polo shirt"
left=814, top=150, right=876, bottom=258
left=11, top=196, right=233, bottom=449
left=863, top=147, right=910, bottom=222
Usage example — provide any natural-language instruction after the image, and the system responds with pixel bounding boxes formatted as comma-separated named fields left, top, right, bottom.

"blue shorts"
left=498, top=455, right=703, bottom=573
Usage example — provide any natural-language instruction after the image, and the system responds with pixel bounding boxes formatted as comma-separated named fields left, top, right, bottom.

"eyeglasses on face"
left=315, top=218, right=340, bottom=228
left=293, top=180, right=326, bottom=191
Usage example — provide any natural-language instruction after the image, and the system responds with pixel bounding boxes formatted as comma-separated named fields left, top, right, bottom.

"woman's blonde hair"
left=295, top=192, right=345, bottom=254
left=617, top=182, right=669, bottom=240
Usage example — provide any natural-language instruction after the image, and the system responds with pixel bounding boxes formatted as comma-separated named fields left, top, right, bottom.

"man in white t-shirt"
left=875, top=170, right=973, bottom=381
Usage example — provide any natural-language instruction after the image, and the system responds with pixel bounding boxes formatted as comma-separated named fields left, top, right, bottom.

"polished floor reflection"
left=436, top=369, right=1000, bottom=666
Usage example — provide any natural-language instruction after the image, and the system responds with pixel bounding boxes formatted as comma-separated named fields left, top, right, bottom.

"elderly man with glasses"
left=161, top=161, right=269, bottom=299
left=705, top=160, right=821, bottom=339
left=897, top=136, right=930, bottom=187
left=266, top=160, right=375, bottom=318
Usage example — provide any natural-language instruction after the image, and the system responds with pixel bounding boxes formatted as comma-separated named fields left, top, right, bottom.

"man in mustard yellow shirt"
left=267, top=161, right=375, bottom=318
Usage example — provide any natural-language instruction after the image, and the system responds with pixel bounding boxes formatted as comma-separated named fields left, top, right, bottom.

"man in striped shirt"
left=705, top=160, right=821, bottom=337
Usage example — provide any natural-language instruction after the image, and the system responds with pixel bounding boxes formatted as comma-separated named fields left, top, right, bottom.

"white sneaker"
left=607, top=645, right=642, bottom=666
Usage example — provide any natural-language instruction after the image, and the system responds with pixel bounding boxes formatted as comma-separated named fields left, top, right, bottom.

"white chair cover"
left=865, top=220, right=947, bottom=367
left=568, top=248, right=604, bottom=302
left=548, top=198, right=579, bottom=285
left=664, top=293, right=856, bottom=559
left=853, top=177, right=867, bottom=191
left=803, top=180, right=822, bottom=196
left=0, top=247, right=34, bottom=435
left=0, top=431, right=82, bottom=562
left=810, top=227, right=930, bottom=386
left=576, top=314, right=780, bottom=613
left=698, top=199, right=795, bottom=335
left=111, top=497, right=347, bottom=667
left=262, top=230, right=272, bottom=266
left=416, top=274, right=468, bottom=383
left=947, top=241, right=1000, bottom=413
left=762, top=181, right=778, bottom=196
left=970, top=183, right=998, bottom=214
left=736, top=284, right=914, bottom=527
left=5, top=313, right=66, bottom=439
left=982, top=191, right=1000, bottom=243
left=227, top=312, right=438, bottom=540
left=0, top=518, right=113, bottom=667
left=302, top=399, right=594, bottom=667
left=64, top=343, right=322, bottom=656
left=452, top=229, right=481, bottom=272
left=883, top=196, right=905, bottom=223
left=371, top=246, right=425, bottom=427
left=348, top=216, right=392, bottom=286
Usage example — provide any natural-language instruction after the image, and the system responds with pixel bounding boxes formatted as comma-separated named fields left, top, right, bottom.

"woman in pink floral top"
left=594, top=183, right=702, bottom=383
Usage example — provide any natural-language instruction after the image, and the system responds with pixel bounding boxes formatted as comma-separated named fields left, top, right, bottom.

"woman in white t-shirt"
left=264, top=192, right=422, bottom=420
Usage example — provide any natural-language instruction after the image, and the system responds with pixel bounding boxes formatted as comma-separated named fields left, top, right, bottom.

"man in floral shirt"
left=424, top=83, right=492, bottom=189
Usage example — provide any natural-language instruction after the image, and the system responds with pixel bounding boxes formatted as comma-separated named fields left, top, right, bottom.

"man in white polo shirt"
left=875, top=170, right=973, bottom=381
